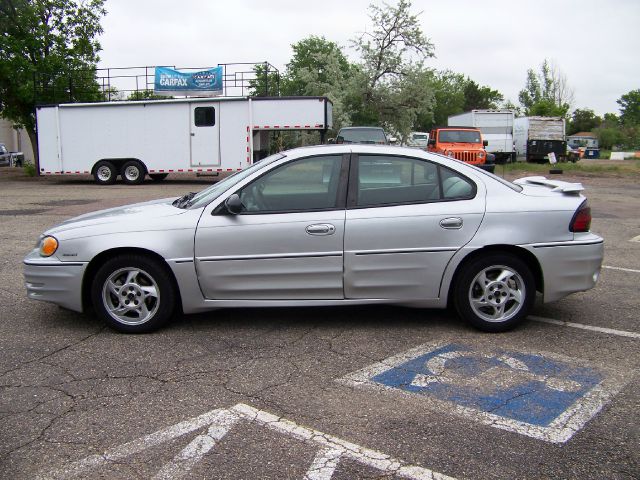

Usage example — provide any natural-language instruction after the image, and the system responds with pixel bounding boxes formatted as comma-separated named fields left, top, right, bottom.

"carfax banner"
left=154, top=66, right=223, bottom=96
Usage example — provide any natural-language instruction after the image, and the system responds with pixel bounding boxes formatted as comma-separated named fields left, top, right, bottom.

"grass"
left=23, top=163, right=36, bottom=177
left=497, top=159, right=640, bottom=177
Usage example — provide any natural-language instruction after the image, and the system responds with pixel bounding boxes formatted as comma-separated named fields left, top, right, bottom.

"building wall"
left=567, top=136, right=598, bottom=149
left=0, top=118, right=34, bottom=163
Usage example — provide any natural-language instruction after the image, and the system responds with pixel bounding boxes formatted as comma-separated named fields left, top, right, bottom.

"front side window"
left=238, top=155, right=343, bottom=213
left=355, top=155, right=475, bottom=207
left=194, top=107, right=215, bottom=127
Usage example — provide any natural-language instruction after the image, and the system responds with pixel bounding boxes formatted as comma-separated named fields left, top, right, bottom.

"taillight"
left=570, top=200, right=592, bottom=232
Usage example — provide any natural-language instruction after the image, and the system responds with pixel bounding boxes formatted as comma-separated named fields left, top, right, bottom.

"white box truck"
left=447, top=109, right=515, bottom=163
left=513, top=116, right=566, bottom=163
left=36, top=96, right=332, bottom=184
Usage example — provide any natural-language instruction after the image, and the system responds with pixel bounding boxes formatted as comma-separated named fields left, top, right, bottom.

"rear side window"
left=353, top=155, right=476, bottom=207
left=194, top=107, right=215, bottom=127
left=440, top=167, right=475, bottom=199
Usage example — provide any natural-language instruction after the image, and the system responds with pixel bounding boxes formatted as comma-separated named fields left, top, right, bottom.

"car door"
left=344, top=153, right=485, bottom=300
left=194, top=154, right=348, bottom=300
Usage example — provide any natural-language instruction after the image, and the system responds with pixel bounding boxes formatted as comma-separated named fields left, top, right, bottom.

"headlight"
left=39, top=235, right=59, bottom=257
left=478, top=152, right=485, bottom=158
left=447, top=151, right=455, bottom=157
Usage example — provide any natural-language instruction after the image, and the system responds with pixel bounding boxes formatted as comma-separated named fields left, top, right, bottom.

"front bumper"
left=525, top=236, right=604, bottom=303
left=24, top=250, right=87, bottom=312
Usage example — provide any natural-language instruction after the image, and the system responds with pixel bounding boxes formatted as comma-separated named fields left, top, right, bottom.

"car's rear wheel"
left=94, top=161, right=117, bottom=185
left=454, top=253, right=535, bottom=332
left=122, top=160, right=145, bottom=185
left=91, top=254, right=176, bottom=333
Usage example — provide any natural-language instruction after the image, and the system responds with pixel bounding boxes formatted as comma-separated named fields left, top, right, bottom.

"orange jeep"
left=428, top=127, right=495, bottom=172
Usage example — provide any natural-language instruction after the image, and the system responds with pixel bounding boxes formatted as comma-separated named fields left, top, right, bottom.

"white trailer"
left=447, top=109, right=515, bottom=163
left=36, top=96, right=332, bottom=184
left=513, top=116, right=566, bottom=163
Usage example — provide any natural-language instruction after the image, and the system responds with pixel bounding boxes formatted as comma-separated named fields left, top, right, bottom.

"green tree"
left=248, top=63, right=281, bottom=97
left=281, top=37, right=355, bottom=132
left=518, top=59, right=573, bottom=117
left=126, top=89, right=170, bottom=101
left=351, top=0, right=435, bottom=137
left=617, top=89, right=640, bottom=126
left=568, top=108, right=602, bottom=135
left=595, top=127, right=624, bottom=150
left=0, top=0, right=107, bottom=165
left=463, top=80, right=503, bottom=110
left=419, top=70, right=466, bottom=129
left=284, top=36, right=351, bottom=96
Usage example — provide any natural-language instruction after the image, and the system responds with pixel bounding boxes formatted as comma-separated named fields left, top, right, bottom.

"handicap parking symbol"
left=339, top=343, right=628, bottom=443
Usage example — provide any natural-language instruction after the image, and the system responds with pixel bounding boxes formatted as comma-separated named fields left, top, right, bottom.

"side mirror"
left=483, top=140, right=488, bottom=147
left=327, top=138, right=336, bottom=144
left=224, top=193, right=243, bottom=214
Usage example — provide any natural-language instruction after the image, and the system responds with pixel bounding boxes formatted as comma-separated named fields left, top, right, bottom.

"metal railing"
left=34, top=62, right=280, bottom=104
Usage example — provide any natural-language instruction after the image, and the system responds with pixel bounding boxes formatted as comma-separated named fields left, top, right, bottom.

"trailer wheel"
left=94, top=161, right=117, bottom=185
left=122, top=160, right=145, bottom=185
left=150, top=173, right=169, bottom=181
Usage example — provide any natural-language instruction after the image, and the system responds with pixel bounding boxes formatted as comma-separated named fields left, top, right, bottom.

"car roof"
left=339, top=126, right=384, bottom=131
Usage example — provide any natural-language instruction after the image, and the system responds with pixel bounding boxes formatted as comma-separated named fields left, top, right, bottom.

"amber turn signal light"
left=40, top=236, right=59, bottom=257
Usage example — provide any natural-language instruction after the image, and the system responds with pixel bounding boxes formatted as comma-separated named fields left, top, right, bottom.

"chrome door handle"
left=306, top=224, right=336, bottom=235
left=439, top=217, right=463, bottom=229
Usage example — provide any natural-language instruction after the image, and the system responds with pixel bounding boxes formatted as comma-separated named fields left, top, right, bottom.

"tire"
left=94, top=161, right=117, bottom=185
left=91, top=254, right=176, bottom=333
left=150, top=173, right=169, bottom=181
left=121, top=160, right=145, bottom=185
left=453, top=253, right=535, bottom=332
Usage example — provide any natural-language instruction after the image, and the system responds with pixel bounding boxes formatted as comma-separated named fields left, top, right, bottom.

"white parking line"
left=603, top=265, right=640, bottom=273
left=38, top=403, right=455, bottom=480
left=530, top=316, right=640, bottom=339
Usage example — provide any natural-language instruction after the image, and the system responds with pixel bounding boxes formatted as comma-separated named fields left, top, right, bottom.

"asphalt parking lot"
left=0, top=166, right=638, bottom=479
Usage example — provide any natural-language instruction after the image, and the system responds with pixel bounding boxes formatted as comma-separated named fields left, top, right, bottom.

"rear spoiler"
left=513, top=176, right=584, bottom=194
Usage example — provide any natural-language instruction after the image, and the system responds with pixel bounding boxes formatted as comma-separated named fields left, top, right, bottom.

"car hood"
left=45, top=197, right=191, bottom=237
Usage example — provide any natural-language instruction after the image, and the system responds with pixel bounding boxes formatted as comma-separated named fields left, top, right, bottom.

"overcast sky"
left=97, top=0, right=640, bottom=116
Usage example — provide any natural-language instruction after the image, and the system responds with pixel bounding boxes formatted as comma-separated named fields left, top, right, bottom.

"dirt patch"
left=30, top=199, right=97, bottom=207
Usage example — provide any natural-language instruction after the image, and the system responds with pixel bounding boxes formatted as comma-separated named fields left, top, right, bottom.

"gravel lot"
left=0, top=166, right=638, bottom=479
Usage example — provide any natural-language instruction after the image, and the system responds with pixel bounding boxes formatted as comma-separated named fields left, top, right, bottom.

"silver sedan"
left=24, top=145, right=603, bottom=333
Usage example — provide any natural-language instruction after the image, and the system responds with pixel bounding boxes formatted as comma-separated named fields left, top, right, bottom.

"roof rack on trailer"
left=33, top=62, right=281, bottom=104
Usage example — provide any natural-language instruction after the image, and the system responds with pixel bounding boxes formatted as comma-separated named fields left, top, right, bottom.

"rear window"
left=338, top=128, right=387, bottom=144
left=463, top=162, right=523, bottom=192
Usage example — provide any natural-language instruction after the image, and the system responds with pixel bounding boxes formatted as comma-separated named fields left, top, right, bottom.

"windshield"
left=439, top=130, right=481, bottom=143
left=412, top=134, right=428, bottom=141
left=185, top=153, right=285, bottom=209
left=338, top=128, right=387, bottom=144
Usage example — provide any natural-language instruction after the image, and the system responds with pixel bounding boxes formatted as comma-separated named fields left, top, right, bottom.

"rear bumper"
left=525, top=236, right=604, bottom=303
left=24, top=251, right=87, bottom=312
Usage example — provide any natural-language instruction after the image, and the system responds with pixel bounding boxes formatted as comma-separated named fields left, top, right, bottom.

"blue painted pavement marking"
left=370, top=344, right=602, bottom=427
left=338, top=343, right=629, bottom=443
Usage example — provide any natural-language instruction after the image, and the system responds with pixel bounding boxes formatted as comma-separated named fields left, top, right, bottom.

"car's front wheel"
left=91, top=254, right=176, bottom=333
left=454, top=253, right=535, bottom=332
